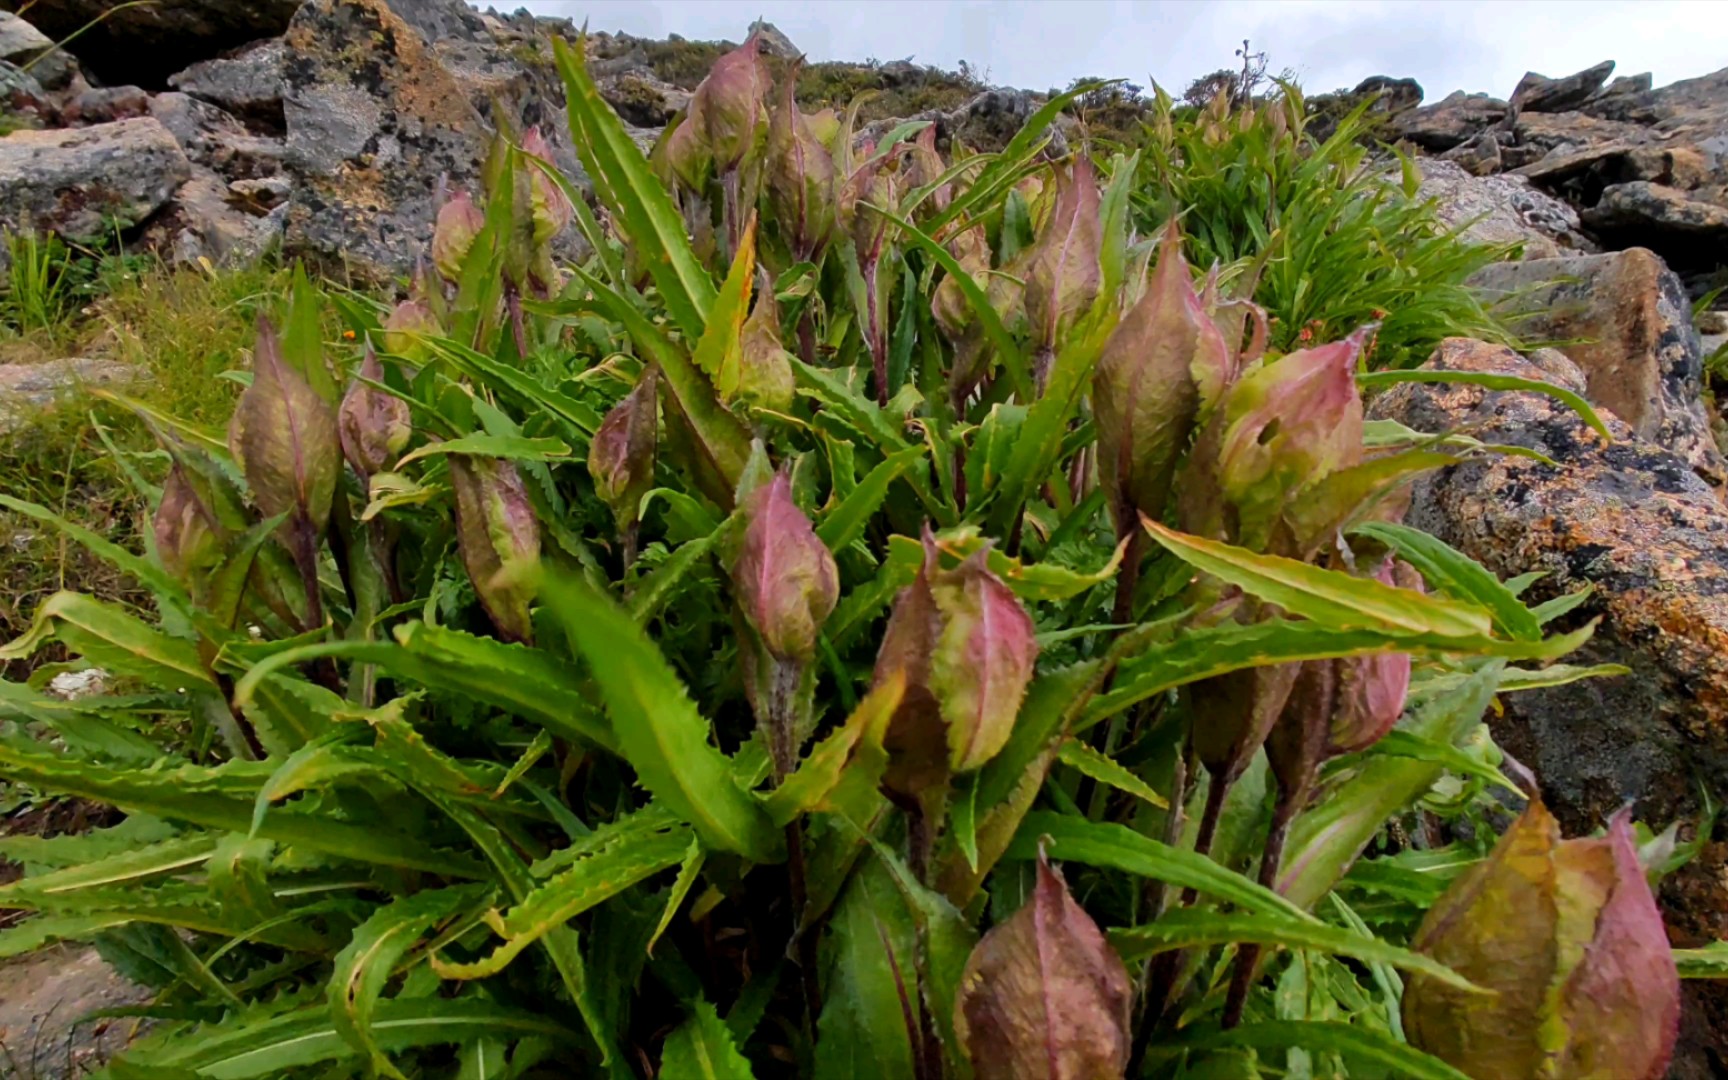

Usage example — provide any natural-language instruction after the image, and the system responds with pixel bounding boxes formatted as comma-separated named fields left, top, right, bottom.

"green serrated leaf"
left=329, top=884, right=494, bottom=1078
left=661, top=999, right=757, bottom=1079
left=1056, top=739, right=1168, bottom=809
left=540, top=570, right=781, bottom=862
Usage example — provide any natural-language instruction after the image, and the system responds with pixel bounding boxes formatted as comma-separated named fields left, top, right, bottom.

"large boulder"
left=1414, top=159, right=1593, bottom=258
left=8, top=0, right=299, bottom=90
left=1468, top=247, right=1724, bottom=486
left=0, top=11, right=74, bottom=90
left=1371, top=337, right=1728, bottom=1077
left=1509, top=59, right=1615, bottom=115
left=0, top=117, right=190, bottom=240
left=280, top=0, right=583, bottom=284
left=1393, top=91, right=1507, bottom=151
left=148, top=92, right=286, bottom=181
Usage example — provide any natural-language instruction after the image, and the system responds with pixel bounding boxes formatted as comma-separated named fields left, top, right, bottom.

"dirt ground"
left=0, top=946, right=149, bottom=1078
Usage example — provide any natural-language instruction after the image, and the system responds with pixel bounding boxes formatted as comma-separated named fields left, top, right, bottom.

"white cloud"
left=489, top=0, right=1728, bottom=101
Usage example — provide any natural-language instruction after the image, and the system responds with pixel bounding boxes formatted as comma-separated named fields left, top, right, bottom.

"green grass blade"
left=1008, top=812, right=1317, bottom=923
left=1110, top=909, right=1481, bottom=992
left=1142, top=520, right=1494, bottom=638
left=1149, top=1020, right=1472, bottom=1080
left=1357, top=368, right=1610, bottom=440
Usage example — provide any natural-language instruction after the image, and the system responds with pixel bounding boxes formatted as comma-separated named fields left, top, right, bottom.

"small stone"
left=0, top=358, right=139, bottom=436
left=0, top=117, right=191, bottom=241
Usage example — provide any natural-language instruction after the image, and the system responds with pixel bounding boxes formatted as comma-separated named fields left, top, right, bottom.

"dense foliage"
left=1, top=31, right=1716, bottom=1079
left=1133, top=83, right=1511, bottom=369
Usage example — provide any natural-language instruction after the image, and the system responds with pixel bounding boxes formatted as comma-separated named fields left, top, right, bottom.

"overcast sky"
left=498, top=1, right=1727, bottom=100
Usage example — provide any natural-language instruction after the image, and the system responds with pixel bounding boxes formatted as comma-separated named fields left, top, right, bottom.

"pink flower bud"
left=690, top=32, right=769, bottom=172
left=903, top=124, right=951, bottom=215
left=1023, top=156, right=1102, bottom=362
left=1216, top=327, right=1367, bottom=528
left=228, top=320, right=341, bottom=534
left=381, top=299, right=442, bottom=362
left=1093, top=221, right=1234, bottom=536
left=1405, top=802, right=1680, bottom=1080
left=154, top=464, right=222, bottom=587
left=766, top=61, right=838, bottom=263
left=432, top=190, right=485, bottom=283
left=449, top=454, right=540, bottom=643
left=520, top=126, right=574, bottom=244
left=656, top=112, right=712, bottom=194
left=731, top=473, right=838, bottom=663
left=338, top=348, right=412, bottom=479
left=874, top=530, right=1039, bottom=785
left=842, top=153, right=898, bottom=264
left=588, top=365, right=659, bottom=535
left=736, top=278, right=795, bottom=413
left=955, top=850, right=1132, bottom=1080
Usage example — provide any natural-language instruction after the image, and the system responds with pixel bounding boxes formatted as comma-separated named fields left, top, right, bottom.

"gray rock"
left=229, top=175, right=292, bottom=208
left=596, top=70, right=692, bottom=128
left=10, top=0, right=300, bottom=90
left=1393, top=90, right=1508, bottom=151
left=281, top=0, right=587, bottom=283
left=1438, top=130, right=1502, bottom=176
left=57, top=85, right=153, bottom=127
left=1582, top=180, right=1728, bottom=238
left=1469, top=247, right=1725, bottom=486
left=1509, top=59, right=1615, bottom=115
left=0, top=60, right=47, bottom=121
left=0, top=117, right=191, bottom=240
left=168, top=39, right=286, bottom=130
left=0, top=358, right=139, bottom=436
left=746, top=19, right=801, bottom=60
left=1414, top=159, right=1593, bottom=258
left=1584, top=73, right=1657, bottom=123
left=148, top=91, right=285, bottom=180
left=0, top=946, right=150, bottom=1073
left=1352, top=74, right=1423, bottom=115
left=145, top=168, right=284, bottom=268
left=1369, top=336, right=1728, bottom=1077
left=0, top=11, right=74, bottom=90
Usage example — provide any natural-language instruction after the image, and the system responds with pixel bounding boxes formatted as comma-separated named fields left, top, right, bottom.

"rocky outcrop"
left=1469, top=248, right=1723, bottom=485
left=0, top=118, right=190, bottom=240
left=1394, top=91, right=1508, bottom=151
left=13, top=0, right=300, bottom=90
left=1509, top=60, right=1615, bottom=115
left=1371, top=337, right=1728, bottom=1076
left=279, top=0, right=584, bottom=283
left=1414, top=159, right=1592, bottom=258
left=1388, top=60, right=1728, bottom=288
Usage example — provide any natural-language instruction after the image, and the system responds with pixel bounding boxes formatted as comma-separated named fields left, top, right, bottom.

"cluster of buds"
left=873, top=530, right=1038, bottom=798
left=1404, top=801, right=1681, bottom=1079
left=427, top=126, right=575, bottom=302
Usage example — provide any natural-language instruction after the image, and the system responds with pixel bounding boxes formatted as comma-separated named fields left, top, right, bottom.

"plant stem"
left=1111, top=528, right=1147, bottom=627
left=1131, top=746, right=1189, bottom=1072
left=865, top=258, right=887, bottom=405
left=1222, top=777, right=1306, bottom=1028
